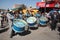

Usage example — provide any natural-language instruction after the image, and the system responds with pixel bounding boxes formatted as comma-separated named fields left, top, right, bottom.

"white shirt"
left=7, top=13, right=14, bottom=19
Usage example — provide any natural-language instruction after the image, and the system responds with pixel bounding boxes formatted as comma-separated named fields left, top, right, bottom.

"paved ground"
left=0, top=20, right=60, bottom=40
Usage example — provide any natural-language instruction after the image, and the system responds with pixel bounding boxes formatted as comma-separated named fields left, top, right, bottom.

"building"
left=12, top=4, right=27, bottom=11
left=13, top=4, right=21, bottom=8
left=13, top=4, right=26, bottom=9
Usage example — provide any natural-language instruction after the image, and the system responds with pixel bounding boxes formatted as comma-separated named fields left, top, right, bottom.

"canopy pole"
left=44, top=0, right=47, bottom=14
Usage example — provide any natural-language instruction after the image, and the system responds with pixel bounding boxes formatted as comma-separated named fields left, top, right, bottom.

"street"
left=0, top=0, right=60, bottom=40
left=0, top=20, right=60, bottom=40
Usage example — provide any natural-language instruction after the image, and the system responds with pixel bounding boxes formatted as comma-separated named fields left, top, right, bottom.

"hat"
left=53, top=11, right=57, bottom=13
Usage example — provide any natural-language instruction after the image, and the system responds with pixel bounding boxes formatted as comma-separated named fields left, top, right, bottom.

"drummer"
left=40, top=12, right=48, bottom=19
left=34, top=11, right=41, bottom=18
left=19, top=10, right=24, bottom=19
left=1, top=12, right=8, bottom=28
left=0, top=12, right=2, bottom=27
left=41, top=12, right=46, bottom=16
left=10, top=11, right=20, bottom=26
left=25, top=10, right=31, bottom=18
left=30, top=11, right=34, bottom=17
left=39, top=12, right=48, bottom=25
left=14, top=11, right=20, bottom=19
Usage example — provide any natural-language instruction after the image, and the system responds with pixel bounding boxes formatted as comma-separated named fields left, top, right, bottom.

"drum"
left=12, top=19, right=28, bottom=33
left=35, top=13, right=40, bottom=18
left=39, top=16, right=48, bottom=25
left=27, top=17, right=37, bottom=27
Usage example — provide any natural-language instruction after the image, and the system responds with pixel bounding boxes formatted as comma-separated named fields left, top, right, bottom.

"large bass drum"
left=39, top=16, right=48, bottom=25
left=26, top=17, right=38, bottom=27
left=12, top=19, right=28, bottom=33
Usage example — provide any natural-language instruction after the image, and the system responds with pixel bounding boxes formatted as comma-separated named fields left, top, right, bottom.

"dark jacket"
left=50, top=14, right=58, bottom=24
left=56, top=14, right=60, bottom=23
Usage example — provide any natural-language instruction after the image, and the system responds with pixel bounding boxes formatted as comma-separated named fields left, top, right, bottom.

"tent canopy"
left=36, top=2, right=55, bottom=8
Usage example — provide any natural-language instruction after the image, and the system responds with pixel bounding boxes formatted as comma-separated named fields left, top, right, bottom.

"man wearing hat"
left=50, top=11, right=58, bottom=31
left=56, top=12, right=60, bottom=35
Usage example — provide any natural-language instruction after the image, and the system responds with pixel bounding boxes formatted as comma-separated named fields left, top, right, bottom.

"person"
left=0, top=10, right=1, bottom=14
left=14, top=11, right=20, bottom=19
left=30, top=11, right=34, bottom=17
left=41, top=12, right=45, bottom=16
left=25, top=10, right=31, bottom=18
left=19, top=10, right=24, bottom=19
left=46, top=12, right=51, bottom=22
left=0, top=11, right=2, bottom=27
left=10, top=11, right=20, bottom=22
left=40, top=12, right=48, bottom=25
left=50, top=11, right=58, bottom=31
left=34, top=11, right=41, bottom=18
left=56, top=13, right=60, bottom=35
left=1, top=12, right=8, bottom=28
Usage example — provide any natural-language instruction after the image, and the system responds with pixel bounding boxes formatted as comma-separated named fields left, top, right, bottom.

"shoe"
left=59, top=33, right=60, bottom=35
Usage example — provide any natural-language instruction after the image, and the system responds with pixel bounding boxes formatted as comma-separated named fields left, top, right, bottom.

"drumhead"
left=13, top=19, right=28, bottom=28
left=40, top=16, right=48, bottom=21
left=27, top=17, right=37, bottom=23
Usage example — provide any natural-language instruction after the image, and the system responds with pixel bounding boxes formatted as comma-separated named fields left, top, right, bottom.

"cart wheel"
left=10, top=29, right=15, bottom=38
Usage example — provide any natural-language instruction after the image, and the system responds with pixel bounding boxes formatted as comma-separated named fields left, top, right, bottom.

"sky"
left=0, top=0, right=41, bottom=9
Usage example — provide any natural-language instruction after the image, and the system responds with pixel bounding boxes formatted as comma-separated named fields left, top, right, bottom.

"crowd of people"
left=0, top=9, right=60, bottom=35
